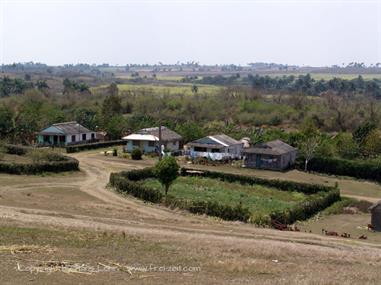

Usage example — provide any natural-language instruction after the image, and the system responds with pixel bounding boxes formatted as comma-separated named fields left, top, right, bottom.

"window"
left=91, top=133, right=95, bottom=139
left=148, top=141, right=155, bottom=147
left=82, top=134, right=87, bottom=141
left=194, top=147, right=207, bottom=152
left=71, top=135, right=76, bottom=142
left=211, top=148, right=221, bottom=153
left=132, top=140, right=140, bottom=146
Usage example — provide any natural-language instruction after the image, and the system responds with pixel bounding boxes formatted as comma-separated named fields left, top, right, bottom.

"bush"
left=296, top=155, right=381, bottom=182
left=109, top=167, right=340, bottom=226
left=131, top=148, right=142, bottom=160
left=112, top=148, right=118, bottom=157
left=109, top=172, right=162, bottom=203
left=66, top=140, right=125, bottom=153
left=180, top=168, right=331, bottom=194
left=154, top=156, right=179, bottom=195
left=180, top=167, right=340, bottom=225
left=0, top=144, right=79, bottom=174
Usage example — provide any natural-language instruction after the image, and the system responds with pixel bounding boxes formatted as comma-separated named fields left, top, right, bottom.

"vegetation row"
left=65, top=140, right=126, bottom=153
left=0, top=144, right=79, bottom=174
left=109, top=167, right=339, bottom=225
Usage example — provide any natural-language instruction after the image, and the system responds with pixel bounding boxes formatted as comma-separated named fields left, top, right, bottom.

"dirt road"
left=1, top=151, right=381, bottom=284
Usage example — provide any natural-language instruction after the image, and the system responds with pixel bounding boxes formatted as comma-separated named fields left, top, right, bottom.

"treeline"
left=188, top=74, right=381, bottom=98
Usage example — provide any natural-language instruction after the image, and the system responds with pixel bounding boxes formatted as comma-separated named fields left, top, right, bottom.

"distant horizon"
left=2, top=61, right=381, bottom=68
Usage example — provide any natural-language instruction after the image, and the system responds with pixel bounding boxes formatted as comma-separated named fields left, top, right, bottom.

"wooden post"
left=158, top=125, right=162, bottom=160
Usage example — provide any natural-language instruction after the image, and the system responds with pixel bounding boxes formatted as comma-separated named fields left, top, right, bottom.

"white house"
left=37, top=121, right=96, bottom=146
left=186, top=134, right=243, bottom=160
left=122, top=126, right=182, bottom=153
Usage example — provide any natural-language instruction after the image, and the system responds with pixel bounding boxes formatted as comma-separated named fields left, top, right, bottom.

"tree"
left=191, top=84, right=198, bottom=94
left=300, top=136, right=320, bottom=171
left=335, top=133, right=359, bottom=159
left=104, top=115, right=126, bottom=140
left=363, top=130, right=381, bottom=157
left=300, top=119, right=320, bottom=171
left=353, top=121, right=376, bottom=145
left=175, top=122, right=204, bottom=143
left=107, top=82, right=119, bottom=97
left=154, top=156, right=179, bottom=196
left=0, top=105, right=14, bottom=139
left=35, top=80, right=49, bottom=91
left=102, top=94, right=122, bottom=117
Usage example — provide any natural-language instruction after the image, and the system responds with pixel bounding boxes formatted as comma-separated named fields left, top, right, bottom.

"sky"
left=0, top=0, right=381, bottom=66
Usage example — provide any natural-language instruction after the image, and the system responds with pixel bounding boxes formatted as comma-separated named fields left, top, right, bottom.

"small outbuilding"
left=369, top=201, right=381, bottom=231
left=122, top=126, right=182, bottom=153
left=37, top=121, right=96, bottom=146
left=243, top=140, right=297, bottom=171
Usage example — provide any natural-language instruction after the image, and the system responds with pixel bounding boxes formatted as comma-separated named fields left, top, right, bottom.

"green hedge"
left=296, top=156, right=381, bottom=182
left=180, top=168, right=331, bottom=194
left=109, top=167, right=340, bottom=225
left=181, top=168, right=339, bottom=225
left=109, top=173, right=162, bottom=203
left=0, top=144, right=79, bottom=174
left=66, top=140, right=125, bottom=153
left=5, top=144, right=30, bottom=155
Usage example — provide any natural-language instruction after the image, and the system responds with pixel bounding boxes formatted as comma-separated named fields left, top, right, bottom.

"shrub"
left=131, top=148, right=142, bottom=160
left=296, top=155, right=381, bottom=182
left=154, top=156, right=179, bottom=195
left=109, top=172, right=162, bottom=203
left=109, top=167, right=339, bottom=226
left=112, top=148, right=118, bottom=157
left=66, top=140, right=125, bottom=153
left=0, top=144, right=79, bottom=174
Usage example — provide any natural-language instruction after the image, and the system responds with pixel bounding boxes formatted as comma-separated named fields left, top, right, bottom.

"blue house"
left=37, top=121, right=96, bottom=146
left=122, top=126, right=182, bottom=153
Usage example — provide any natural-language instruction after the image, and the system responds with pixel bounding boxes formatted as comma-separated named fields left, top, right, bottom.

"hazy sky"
left=1, top=0, right=381, bottom=66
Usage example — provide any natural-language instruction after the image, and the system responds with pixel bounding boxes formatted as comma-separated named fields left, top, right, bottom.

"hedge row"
left=180, top=168, right=332, bottom=194
left=0, top=144, right=79, bottom=174
left=109, top=171, right=251, bottom=222
left=110, top=167, right=340, bottom=225
left=0, top=159, right=79, bottom=174
left=66, top=140, right=125, bottom=153
left=270, top=189, right=340, bottom=224
left=297, top=156, right=381, bottom=182
left=5, top=144, right=30, bottom=155
left=165, top=198, right=251, bottom=222
left=109, top=172, right=163, bottom=203
left=181, top=168, right=340, bottom=225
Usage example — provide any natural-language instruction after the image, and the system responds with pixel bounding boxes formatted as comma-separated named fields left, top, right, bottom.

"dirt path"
left=0, top=151, right=379, bottom=251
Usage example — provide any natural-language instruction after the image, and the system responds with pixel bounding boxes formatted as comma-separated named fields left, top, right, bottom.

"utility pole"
left=158, top=125, right=162, bottom=160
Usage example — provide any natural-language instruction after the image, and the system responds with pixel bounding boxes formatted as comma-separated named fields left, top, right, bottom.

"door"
left=256, top=154, right=261, bottom=168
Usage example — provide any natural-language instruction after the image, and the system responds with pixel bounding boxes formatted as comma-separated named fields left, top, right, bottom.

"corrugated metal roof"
left=122, top=134, right=158, bottom=141
left=187, top=134, right=241, bottom=148
left=243, top=140, right=296, bottom=155
left=138, top=126, right=182, bottom=141
left=40, top=121, right=92, bottom=135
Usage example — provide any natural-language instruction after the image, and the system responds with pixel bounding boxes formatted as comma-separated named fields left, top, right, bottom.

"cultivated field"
left=0, top=150, right=381, bottom=284
left=143, top=176, right=306, bottom=216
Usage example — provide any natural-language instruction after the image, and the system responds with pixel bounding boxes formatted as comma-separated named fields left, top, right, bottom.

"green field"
left=142, top=176, right=307, bottom=215
left=116, top=83, right=221, bottom=96
left=92, top=82, right=221, bottom=96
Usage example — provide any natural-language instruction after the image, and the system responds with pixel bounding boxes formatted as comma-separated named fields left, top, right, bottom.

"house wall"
left=65, top=132, right=95, bottom=144
left=371, top=209, right=381, bottom=231
left=244, top=150, right=297, bottom=170
left=126, top=140, right=181, bottom=153
left=126, top=140, right=157, bottom=153
left=189, top=144, right=242, bottom=160
left=165, top=141, right=180, bottom=151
